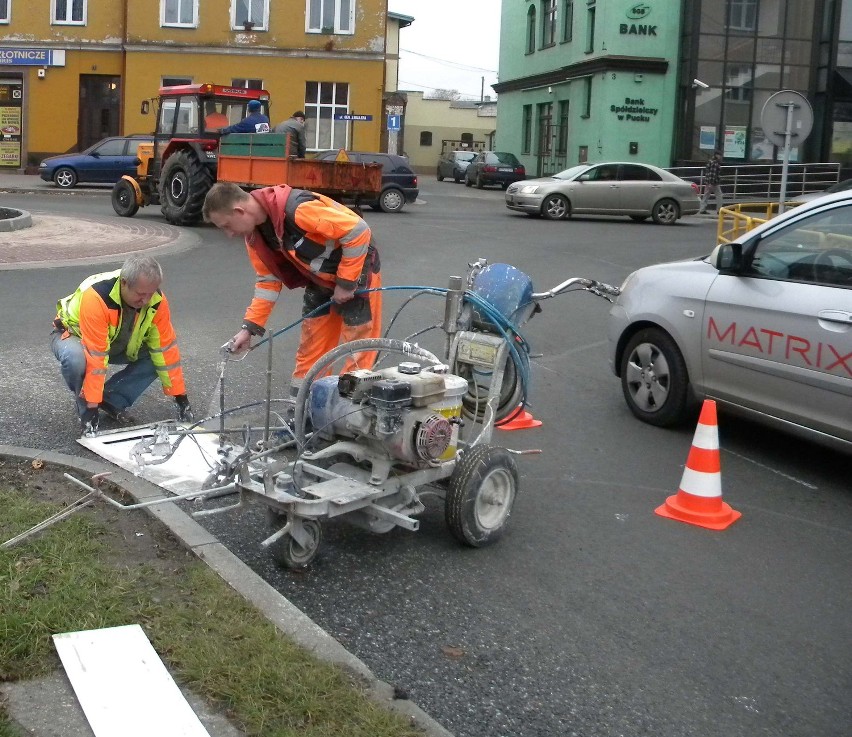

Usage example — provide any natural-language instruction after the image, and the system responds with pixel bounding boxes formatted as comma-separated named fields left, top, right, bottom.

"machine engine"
left=309, top=363, right=467, bottom=465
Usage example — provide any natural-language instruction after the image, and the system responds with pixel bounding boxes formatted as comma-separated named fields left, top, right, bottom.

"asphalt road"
left=1, top=183, right=849, bottom=737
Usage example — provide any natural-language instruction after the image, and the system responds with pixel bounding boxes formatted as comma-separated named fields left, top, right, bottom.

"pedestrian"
left=51, top=255, right=193, bottom=436
left=699, top=150, right=724, bottom=213
left=202, top=182, right=382, bottom=398
left=273, top=110, right=307, bottom=157
left=219, top=99, right=270, bottom=135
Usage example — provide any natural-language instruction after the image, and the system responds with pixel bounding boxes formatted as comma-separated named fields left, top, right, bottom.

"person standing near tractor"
left=699, top=150, right=724, bottom=213
left=219, top=99, right=270, bottom=135
left=274, top=111, right=307, bottom=157
left=201, top=182, right=382, bottom=398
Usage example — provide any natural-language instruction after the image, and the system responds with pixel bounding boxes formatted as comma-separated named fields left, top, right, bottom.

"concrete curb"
left=0, top=445, right=454, bottom=737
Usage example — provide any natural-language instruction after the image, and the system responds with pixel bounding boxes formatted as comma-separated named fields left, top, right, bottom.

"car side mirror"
left=140, top=100, right=150, bottom=115
left=711, top=242, right=743, bottom=272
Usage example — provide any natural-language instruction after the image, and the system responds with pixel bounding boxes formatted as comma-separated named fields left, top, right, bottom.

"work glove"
left=80, top=407, right=99, bottom=437
left=174, top=394, right=193, bottom=422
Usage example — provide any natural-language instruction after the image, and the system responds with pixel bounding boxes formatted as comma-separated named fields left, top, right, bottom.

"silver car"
left=506, top=162, right=700, bottom=224
left=437, top=150, right=476, bottom=183
left=608, top=190, right=852, bottom=452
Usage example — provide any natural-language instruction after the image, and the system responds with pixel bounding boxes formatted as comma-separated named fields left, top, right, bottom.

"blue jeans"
left=50, top=330, right=158, bottom=418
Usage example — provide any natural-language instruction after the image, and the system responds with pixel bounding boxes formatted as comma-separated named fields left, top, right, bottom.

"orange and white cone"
left=655, top=399, right=741, bottom=530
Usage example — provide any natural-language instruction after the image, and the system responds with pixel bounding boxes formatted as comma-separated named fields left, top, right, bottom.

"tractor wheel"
left=111, top=179, right=139, bottom=217
left=159, top=150, right=214, bottom=226
left=445, top=445, right=518, bottom=547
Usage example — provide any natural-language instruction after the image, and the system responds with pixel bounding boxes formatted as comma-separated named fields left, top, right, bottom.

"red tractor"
left=113, top=83, right=381, bottom=226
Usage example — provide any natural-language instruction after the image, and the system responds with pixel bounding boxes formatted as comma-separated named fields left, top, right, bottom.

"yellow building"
left=0, top=0, right=391, bottom=170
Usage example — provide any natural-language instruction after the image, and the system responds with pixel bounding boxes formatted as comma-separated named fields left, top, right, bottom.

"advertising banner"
left=724, top=126, right=747, bottom=159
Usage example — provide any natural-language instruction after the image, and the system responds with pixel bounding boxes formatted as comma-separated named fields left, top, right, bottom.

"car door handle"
left=818, top=309, right=852, bottom=324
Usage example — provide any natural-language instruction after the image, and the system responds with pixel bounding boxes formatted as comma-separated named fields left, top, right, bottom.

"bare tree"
left=425, top=88, right=461, bottom=101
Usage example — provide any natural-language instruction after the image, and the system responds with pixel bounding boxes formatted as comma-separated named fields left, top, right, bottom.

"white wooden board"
left=53, top=624, right=210, bottom=737
left=77, top=424, right=222, bottom=497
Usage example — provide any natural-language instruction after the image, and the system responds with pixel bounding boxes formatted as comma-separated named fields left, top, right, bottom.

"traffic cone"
left=497, top=406, right=542, bottom=431
left=655, top=399, right=741, bottom=530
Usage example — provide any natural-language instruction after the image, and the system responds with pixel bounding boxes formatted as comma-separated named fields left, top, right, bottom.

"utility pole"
left=480, top=76, right=484, bottom=102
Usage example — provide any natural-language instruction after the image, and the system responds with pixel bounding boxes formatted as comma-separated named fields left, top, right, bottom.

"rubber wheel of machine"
left=53, top=166, right=77, bottom=189
left=270, top=518, right=322, bottom=570
left=651, top=198, right=680, bottom=225
left=620, top=327, right=690, bottom=427
left=379, top=187, right=405, bottom=213
left=159, top=150, right=214, bottom=225
left=111, top=179, right=139, bottom=217
left=445, top=445, right=518, bottom=547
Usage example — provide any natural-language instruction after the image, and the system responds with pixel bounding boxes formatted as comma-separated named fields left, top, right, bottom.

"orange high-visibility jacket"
left=56, top=270, right=186, bottom=403
left=242, top=185, right=374, bottom=329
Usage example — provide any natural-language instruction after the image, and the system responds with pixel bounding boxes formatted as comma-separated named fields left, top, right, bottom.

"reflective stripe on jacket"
left=243, top=185, right=375, bottom=328
left=56, top=270, right=186, bottom=403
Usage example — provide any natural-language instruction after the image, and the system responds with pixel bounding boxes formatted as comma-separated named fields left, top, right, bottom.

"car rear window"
left=487, top=152, right=520, bottom=166
left=455, top=152, right=476, bottom=161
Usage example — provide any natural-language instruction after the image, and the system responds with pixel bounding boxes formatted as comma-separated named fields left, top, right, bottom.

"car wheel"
left=541, top=194, right=570, bottom=220
left=475, top=174, right=484, bottom=189
left=437, top=169, right=444, bottom=182
left=379, top=187, right=405, bottom=213
left=620, top=328, right=690, bottom=427
left=465, top=176, right=472, bottom=188
left=111, top=179, right=139, bottom=217
left=629, top=215, right=649, bottom=222
left=652, top=198, right=680, bottom=225
left=53, top=167, right=77, bottom=189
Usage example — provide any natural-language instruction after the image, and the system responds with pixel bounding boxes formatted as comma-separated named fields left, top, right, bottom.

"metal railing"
left=668, top=162, right=841, bottom=202
left=715, top=202, right=797, bottom=244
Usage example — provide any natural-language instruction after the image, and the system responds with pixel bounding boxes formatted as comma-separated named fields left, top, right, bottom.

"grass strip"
left=0, top=481, right=422, bottom=737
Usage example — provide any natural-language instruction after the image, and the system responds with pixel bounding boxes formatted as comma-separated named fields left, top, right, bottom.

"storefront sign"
left=611, top=97, right=659, bottom=122
left=0, top=140, right=20, bottom=166
left=699, top=126, right=717, bottom=150
left=0, top=49, right=66, bottom=66
left=620, top=3, right=655, bottom=35
left=724, top=126, right=747, bottom=159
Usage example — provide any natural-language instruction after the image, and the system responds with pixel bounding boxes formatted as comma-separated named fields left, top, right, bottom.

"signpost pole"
left=777, top=102, right=796, bottom=215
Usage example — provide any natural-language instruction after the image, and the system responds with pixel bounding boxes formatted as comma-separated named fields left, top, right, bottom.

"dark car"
left=464, top=151, right=526, bottom=189
left=437, top=150, right=477, bottom=183
left=313, top=150, right=418, bottom=213
left=39, top=135, right=154, bottom=189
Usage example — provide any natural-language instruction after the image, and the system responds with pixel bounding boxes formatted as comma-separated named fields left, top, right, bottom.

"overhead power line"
left=400, top=48, right=497, bottom=74
left=398, top=78, right=494, bottom=100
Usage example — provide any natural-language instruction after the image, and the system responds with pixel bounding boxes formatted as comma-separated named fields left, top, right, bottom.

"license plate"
left=498, top=167, right=512, bottom=172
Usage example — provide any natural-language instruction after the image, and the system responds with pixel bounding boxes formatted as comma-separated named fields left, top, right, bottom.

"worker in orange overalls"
left=202, top=182, right=382, bottom=396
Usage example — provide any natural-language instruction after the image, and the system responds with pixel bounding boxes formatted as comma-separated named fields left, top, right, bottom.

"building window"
left=522, top=105, right=532, bottom=154
left=304, top=81, right=349, bottom=151
left=420, top=131, right=433, bottom=146
left=585, top=4, right=595, bottom=53
left=727, top=0, right=757, bottom=32
left=581, top=77, right=591, bottom=117
left=0, top=1, right=9, bottom=23
left=161, top=0, right=197, bottom=27
left=52, top=0, right=85, bottom=24
left=557, top=100, right=569, bottom=154
left=537, top=102, right=553, bottom=155
left=526, top=6, right=537, bottom=54
left=460, top=132, right=473, bottom=144
left=232, top=0, right=268, bottom=31
left=162, top=76, right=192, bottom=86
left=541, top=0, right=557, bottom=48
left=232, top=78, right=264, bottom=90
left=562, top=1, right=573, bottom=42
left=306, top=0, right=354, bottom=34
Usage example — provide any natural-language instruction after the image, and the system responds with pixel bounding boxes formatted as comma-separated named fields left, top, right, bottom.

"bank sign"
left=0, top=49, right=66, bottom=66
left=620, top=3, right=656, bottom=36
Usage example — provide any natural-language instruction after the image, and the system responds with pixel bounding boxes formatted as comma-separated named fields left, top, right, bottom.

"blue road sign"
left=334, top=114, right=373, bottom=121
left=387, top=114, right=401, bottom=131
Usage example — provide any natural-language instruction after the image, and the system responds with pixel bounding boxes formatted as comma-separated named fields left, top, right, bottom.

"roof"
left=387, top=11, right=414, bottom=28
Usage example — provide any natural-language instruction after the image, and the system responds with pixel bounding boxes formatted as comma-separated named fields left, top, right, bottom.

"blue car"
left=39, top=135, right=153, bottom=189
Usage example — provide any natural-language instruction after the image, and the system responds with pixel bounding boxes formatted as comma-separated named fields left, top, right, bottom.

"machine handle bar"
left=530, top=277, right=621, bottom=302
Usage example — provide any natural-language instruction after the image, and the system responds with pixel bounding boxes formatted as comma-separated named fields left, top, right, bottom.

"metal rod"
left=1, top=492, right=96, bottom=549
left=63, top=473, right=237, bottom=511
left=264, top=324, right=273, bottom=449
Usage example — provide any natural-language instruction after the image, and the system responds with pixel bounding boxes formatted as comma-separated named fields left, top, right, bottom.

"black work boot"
left=99, top=400, right=133, bottom=424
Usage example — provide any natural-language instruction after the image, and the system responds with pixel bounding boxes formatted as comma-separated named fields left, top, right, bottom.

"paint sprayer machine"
left=74, top=260, right=619, bottom=569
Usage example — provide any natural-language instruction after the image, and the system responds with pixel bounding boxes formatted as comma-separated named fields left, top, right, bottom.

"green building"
left=495, top=1, right=680, bottom=176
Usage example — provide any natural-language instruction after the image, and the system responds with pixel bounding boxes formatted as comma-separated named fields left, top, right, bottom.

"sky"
left=387, top=0, right=501, bottom=100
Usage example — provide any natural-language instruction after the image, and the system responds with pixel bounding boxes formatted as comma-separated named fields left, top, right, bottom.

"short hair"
left=121, top=255, right=162, bottom=287
left=293, top=110, right=306, bottom=119
left=202, top=182, right=251, bottom=221
left=248, top=100, right=261, bottom=112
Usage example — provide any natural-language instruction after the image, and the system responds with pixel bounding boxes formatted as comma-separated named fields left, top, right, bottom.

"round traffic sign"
left=760, top=90, right=813, bottom=148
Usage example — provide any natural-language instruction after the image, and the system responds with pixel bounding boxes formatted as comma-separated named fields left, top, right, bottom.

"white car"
left=608, top=190, right=852, bottom=452
left=505, top=162, right=700, bottom=224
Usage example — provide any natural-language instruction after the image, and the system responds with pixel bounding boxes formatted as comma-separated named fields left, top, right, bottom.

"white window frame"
left=0, top=1, right=10, bottom=24
left=51, top=0, right=86, bottom=25
left=304, top=81, right=350, bottom=151
left=306, top=0, right=355, bottom=35
left=231, top=0, right=269, bottom=31
left=161, top=0, right=198, bottom=28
